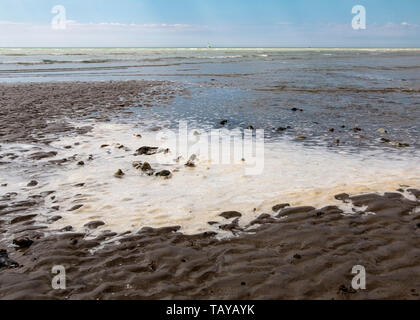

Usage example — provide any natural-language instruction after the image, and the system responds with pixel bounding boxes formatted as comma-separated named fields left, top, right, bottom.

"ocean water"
left=1, top=48, right=419, bottom=236
left=1, top=48, right=419, bottom=148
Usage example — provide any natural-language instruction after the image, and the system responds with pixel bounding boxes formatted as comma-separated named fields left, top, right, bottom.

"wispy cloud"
left=0, top=20, right=419, bottom=47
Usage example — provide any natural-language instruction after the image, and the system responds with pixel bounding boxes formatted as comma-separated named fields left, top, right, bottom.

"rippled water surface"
left=1, top=48, right=419, bottom=151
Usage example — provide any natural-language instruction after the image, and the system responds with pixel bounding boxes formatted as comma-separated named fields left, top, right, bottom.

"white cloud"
left=0, top=20, right=418, bottom=47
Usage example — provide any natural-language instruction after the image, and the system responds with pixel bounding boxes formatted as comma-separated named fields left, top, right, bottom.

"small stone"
left=134, top=146, right=158, bottom=156
left=276, top=127, right=287, bottom=132
left=296, top=136, right=307, bottom=140
left=155, top=170, right=172, bottom=178
left=329, top=128, right=335, bottom=133
left=13, top=237, right=33, bottom=249
left=380, top=138, right=391, bottom=143
left=114, top=169, right=125, bottom=177
left=220, top=120, right=228, bottom=126
left=141, top=162, right=153, bottom=172
left=293, top=254, right=302, bottom=260
left=100, top=144, right=110, bottom=148
left=77, top=161, right=85, bottom=166
left=335, top=193, right=350, bottom=201
left=219, top=211, right=242, bottom=219
left=246, top=125, right=254, bottom=130
left=134, top=134, right=142, bottom=138
left=353, top=127, right=362, bottom=132
left=396, top=142, right=410, bottom=148
left=377, top=128, right=388, bottom=134
left=27, top=180, right=38, bottom=187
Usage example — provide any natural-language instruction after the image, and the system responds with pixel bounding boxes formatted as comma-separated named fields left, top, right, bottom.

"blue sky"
left=0, top=0, right=419, bottom=47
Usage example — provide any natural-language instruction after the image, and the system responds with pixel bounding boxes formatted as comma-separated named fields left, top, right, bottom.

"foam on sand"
left=3, top=120, right=415, bottom=236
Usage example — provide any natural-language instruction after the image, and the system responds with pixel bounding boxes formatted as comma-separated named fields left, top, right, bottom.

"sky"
left=0, top=0, right=419, bottom=47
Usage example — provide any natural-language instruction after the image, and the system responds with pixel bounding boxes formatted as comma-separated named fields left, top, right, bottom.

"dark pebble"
left=27, top=180, right=38, bottom=187
left=335, top=193, right=350, bottom=201
left=141, top=162, right=153, bottom=172
left=155, top=170, right=172, bottom=178
left=13, top=237, right=33, bottom=249
left=114, top=169, right=125, bottom=177
left=134, top=146, right=159, bottom=156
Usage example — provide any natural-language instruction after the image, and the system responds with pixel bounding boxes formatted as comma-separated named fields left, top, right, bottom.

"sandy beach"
left=0, top=78, right=419, bottom=300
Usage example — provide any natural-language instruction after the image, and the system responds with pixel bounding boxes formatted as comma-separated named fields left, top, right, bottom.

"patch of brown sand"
left=1, top=81, right=419, bottom=300
left=0, top=190, right=419, bottom=300
left=0, top=80, right=178, bottom=144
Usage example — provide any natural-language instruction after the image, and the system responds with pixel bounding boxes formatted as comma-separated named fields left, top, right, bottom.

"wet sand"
left=1, top=81, right=420, bottom=300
